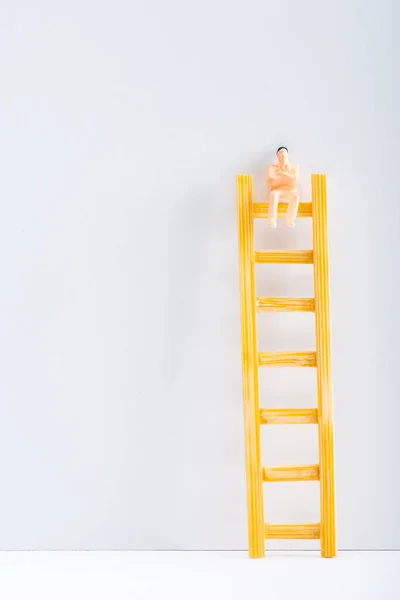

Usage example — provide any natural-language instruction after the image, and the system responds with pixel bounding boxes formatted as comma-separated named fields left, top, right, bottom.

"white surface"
left=0, top=551, right=398, bottom=600
left=0, top=1, right=399, bottom=550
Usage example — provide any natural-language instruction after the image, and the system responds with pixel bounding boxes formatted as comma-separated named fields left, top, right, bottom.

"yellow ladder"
left=237, top=173, right=336, bottom=558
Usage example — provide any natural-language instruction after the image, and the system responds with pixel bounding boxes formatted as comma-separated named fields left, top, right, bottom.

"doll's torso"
left=268, top=163, right=299, bottom=192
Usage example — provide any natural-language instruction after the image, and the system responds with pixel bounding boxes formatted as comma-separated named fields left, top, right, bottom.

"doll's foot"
left=268, top=219, right=277, bottom=228
left=287, top=219, right=295, bottom=228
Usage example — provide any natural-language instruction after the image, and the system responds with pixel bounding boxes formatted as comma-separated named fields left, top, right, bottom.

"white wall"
left=0, top=0, right=398, bottom=550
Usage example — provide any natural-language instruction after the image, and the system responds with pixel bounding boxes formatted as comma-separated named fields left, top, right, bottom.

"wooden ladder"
left=237, top=173, right=336, bottom=558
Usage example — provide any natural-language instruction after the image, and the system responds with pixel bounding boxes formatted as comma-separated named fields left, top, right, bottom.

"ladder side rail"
left=237, top=174, right=265, bottom=558
left=311, top=174, right=337, bottom=558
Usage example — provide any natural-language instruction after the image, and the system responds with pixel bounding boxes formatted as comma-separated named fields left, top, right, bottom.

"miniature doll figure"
left=267, top=147, right=299, bottom=228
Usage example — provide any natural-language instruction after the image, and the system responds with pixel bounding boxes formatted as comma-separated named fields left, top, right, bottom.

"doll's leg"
left=286, top=191, right=300, bottom=227
left=268, top=191, right=280, bottom=228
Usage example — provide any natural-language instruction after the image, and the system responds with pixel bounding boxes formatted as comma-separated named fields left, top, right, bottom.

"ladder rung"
left=265, top=523, right=320, bottom=540
left=260, top=408, right=318, bottom=425
left=255, top=250, right=313, bottom=264
left=263, top=464, right=320, bottom=482
left=253, top=202, right=313, bottom=219
left=259, top=351, right=316, bottom=367
left=256, top=297, right=315, bottom=312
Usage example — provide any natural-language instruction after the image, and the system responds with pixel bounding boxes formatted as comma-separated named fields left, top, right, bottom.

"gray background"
left=0, top=0, right=398, bottom=550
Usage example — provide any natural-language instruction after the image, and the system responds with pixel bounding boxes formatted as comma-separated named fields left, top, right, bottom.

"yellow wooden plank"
left=253, top=202, right=312, bottom=219
left=263, top=464, right=320, bottom=482
left=237, top=174, right=264, bottom=558
left=265, top=523, right=320, bottom=540
left=312, top=174, right=337, bottom=558
left=260, top=408, right=318, bottom=425
left=256, top=297, right=315, bottom=312
left=258, top=351, right=316, bottom=368
left=255, top=250, right=313, bottom=264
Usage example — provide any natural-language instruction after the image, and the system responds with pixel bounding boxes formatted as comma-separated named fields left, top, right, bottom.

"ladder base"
left=265, top=523, right=320, bottom=540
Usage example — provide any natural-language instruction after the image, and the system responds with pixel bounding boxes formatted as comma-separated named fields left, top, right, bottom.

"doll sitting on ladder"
left=267, top=146, right=299, bottom=228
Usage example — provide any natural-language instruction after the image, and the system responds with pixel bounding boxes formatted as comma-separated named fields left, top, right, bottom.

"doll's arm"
left=281, top=164, right=299, bottom=179
left=267, top=165, right=279, bottom=183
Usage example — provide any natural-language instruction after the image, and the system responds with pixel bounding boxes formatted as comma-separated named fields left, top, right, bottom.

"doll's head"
left=276, top=146, right=289, bottom=166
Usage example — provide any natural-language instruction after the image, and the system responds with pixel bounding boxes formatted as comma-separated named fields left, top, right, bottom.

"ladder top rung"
left=255, top=250, right=313, bottom=264
left=253, top=202, right=313, bottom=219
left=256, top=297, right=315, bottom=312
left=260, top=408, right=318, bottom=425
left=259, top=351, right=316, bottom=368
left=263, top=464, right=320, bottom=482
left=265, top=523, right=320, bottom=540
